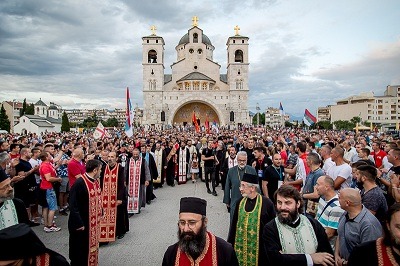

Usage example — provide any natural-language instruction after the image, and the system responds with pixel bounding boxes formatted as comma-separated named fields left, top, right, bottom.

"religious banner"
left=99, top=165, right=118, bottom=242
left=127, top=159, right=141, bottom=214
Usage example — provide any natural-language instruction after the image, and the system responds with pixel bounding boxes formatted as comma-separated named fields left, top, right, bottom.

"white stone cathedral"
left=142, top=17, right=250, bottom=127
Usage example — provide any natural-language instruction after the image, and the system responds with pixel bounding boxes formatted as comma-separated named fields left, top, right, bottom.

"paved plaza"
left=32, top=182, right=230, bottom=266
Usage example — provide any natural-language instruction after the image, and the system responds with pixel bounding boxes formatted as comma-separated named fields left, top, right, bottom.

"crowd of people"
left=0, top=127, right=400, bottom=265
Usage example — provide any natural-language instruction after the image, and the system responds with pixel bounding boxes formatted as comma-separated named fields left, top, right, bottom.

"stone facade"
left=142, top=20, right=250, bottom=127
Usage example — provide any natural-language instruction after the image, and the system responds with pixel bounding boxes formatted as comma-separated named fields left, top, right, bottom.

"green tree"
left=20, top=98, right=27, bottom=116
left=61, top=111, right=70, bottom=132
left=314, top=121, right=333, bottom=129
left=285, top=121, right=293, bottom=128
left=252, top=113, right=265, bottom=125
left=350, top=116, right=361, bottom=125
left=333, top=120, right=355, bottom=130
left=25, top=103, right=34, bottom=115
left=104, top=117, right=119, bottom=127
left=80, top=117, right=98, bottom=128
left=0, top=104, right=11, bottom=132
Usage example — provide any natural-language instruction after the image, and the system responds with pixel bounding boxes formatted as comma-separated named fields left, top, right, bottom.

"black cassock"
left=162, top=235, right=239, bottom=266
left=100, top=163, right=129, bottom=237
left=347, top=238, right=400, bottom=266
left=68, top=177, right=93, bottom=266
left=263, top=215, right=333, bottom=266
left=227, top=195, right=276, bottom=264
left=143, top=153, right=158, bottom=203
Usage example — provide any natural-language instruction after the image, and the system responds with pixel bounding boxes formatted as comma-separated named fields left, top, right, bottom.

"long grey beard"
left=177, top=225, right=207, bottom=260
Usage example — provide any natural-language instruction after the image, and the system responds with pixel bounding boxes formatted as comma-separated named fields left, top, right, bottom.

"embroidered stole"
left=228, top=157, right=238, bottom=168
left=154, top=150, right=163, bottom=184
left=234, top=195, right=262, bottom=266
left=99, top=164, right=118, bottom=242
left=0, top=200, right=18, bottom=230
left=175, top=231, right=218, bottom=266
left=178, top=148, right=187, bottom=184
left=82, top=174, right=102, bottom=266
left=275, top=215, right=318, bottom=254
left=35, top=253, right=50, bottom=266
left=377, top=237, right=400, bottom=266
left=127, top=159, right=142, bottom=214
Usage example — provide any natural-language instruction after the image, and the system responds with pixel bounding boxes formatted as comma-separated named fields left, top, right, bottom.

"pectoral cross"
left=192, top=16, right=199, bottom=27
left=150, top=25, right=157, bottom=35
left=234, top=25, right=240, bottom=36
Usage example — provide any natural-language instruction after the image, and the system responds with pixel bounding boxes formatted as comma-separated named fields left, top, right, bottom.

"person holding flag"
left=125, top=87, right=134, bottom=137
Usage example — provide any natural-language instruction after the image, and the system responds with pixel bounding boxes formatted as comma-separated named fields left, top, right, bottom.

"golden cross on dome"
left=150, top=25, right=157, bottom=35
left=192, top=16, right=199, bottom=27
left=234, top=25, right=240, bottom=36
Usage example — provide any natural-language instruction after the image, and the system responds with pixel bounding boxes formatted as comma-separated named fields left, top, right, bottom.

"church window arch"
left=202, top=82, right=207, bottom=90
left=185, top=82, right=190, bottom=90
left=36, top=107, right=39, bottom=114
left=193, top=33, right=198, bottom=43
left=236, top=79, right=243, bottom=90
left=235, top=50, right=243, bottom=63
left=189, top=49, right=194, bottom=54
left=197, top=49, right=202, bottom=54
left=233, top=40, right=235, bottom=44
left=148, top=50, right=157, bottom=63
left=193, top=81, right=199, bottom=90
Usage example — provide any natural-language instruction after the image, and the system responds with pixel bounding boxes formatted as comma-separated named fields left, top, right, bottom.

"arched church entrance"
left=172, top=102, right=220, bottom=126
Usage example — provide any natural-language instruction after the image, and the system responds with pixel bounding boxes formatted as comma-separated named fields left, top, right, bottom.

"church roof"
left=176, top=72, right=215, bottom=83
left=164, top=74, right=172, bottom=84
left=220, top=74, right=227, bottom=83
left=46, top=117, right=61, bottom=124
left=178, top=33, right=212, bottom=46
left=48, top=105, right=58, bottom=110
left=35, top=99, right=47, bottom=106
left=31, top=120, right=54, bottom=127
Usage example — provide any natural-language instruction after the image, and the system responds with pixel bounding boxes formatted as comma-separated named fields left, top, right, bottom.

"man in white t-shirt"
left=327, top=147, right=352, bottom=191
left=320, top=145, right=335, bottom=174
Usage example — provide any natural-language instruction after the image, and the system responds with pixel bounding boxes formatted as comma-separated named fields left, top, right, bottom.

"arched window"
left=193, top=33, right=198, bottom=43
left=236, top=79, right=243, bottom=90
left=36, top=107, right=39, bottom=114
left=148, top=50, right=157, bottom=63
left=235, top=50, right=243, bottom=63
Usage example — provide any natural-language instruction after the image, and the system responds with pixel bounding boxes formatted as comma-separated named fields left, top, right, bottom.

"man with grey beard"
left=224, top=151, right=257, bottom=223
left=263, top=185, right=334, bottom=266
left=162, top=197, right=239, bottom=266
left=0, top=152, right=29, bottom=229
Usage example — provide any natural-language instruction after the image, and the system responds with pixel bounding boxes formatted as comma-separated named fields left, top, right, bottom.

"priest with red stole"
left=162, top=197, right=239, bottom=266
left=99, top=151, right=128, bottom=242
left=124, top=148, right=150, bottom=214
left=68, top=159, right=103, bottom=266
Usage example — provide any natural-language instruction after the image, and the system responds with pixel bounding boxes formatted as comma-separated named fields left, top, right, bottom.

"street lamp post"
left=256, top=103, right=260, bottom=126
left=12, top=99, right=16, bottom=133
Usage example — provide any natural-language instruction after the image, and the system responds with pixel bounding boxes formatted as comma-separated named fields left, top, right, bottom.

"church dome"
left=178, top=33, right=212, bottom=46
left=48, top=105, right=58, bottom=110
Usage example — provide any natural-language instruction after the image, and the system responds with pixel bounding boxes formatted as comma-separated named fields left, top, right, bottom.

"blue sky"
left=0, top=0, right=399, bottom=117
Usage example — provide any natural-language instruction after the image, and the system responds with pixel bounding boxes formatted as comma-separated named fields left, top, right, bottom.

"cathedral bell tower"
left=227, top=25, right=250, bottom=124
left=142, top=25, right=165, bottom=126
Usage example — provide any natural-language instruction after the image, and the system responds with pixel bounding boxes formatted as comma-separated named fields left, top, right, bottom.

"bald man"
left=67, top=148, right=86, bottom=188
left=334, top=188, right=382, bottom=266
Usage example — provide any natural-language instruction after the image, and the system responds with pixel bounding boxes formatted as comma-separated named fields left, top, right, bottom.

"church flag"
left=279, top=102, right=284, bottom=114
left=125, top=87, right=134, bottom=137
left=192, top=111, right=200, bottom=132
left=303, top=109, right=317, bottom=126
left=205, top=115, right=210, bottom=134
left=93, top=122, right=106, bottom=139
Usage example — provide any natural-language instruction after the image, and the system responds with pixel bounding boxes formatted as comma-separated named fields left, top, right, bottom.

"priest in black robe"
left=263, top=185, right=334, bottom=266
left=227, top=173, right=275, bottom=265
left=163, top=197, right=239, bottom=266
left=141, top=145, right=157, bottom=204
left=0, top=223, right=69, bottom=265
left=68, top=160, right=103, bottom=266
left=100, top=151, right=129, bottom=240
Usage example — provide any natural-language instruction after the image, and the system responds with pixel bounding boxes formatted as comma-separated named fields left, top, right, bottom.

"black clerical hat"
left=242, top=173, right=259, bottom=184
left=0, top=223, right=48, bottom=260
left=180, top=197, right=207, bottom=216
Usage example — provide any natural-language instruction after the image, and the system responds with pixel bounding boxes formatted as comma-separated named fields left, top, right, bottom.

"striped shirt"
left=316, top=195, right=344, bottom=230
